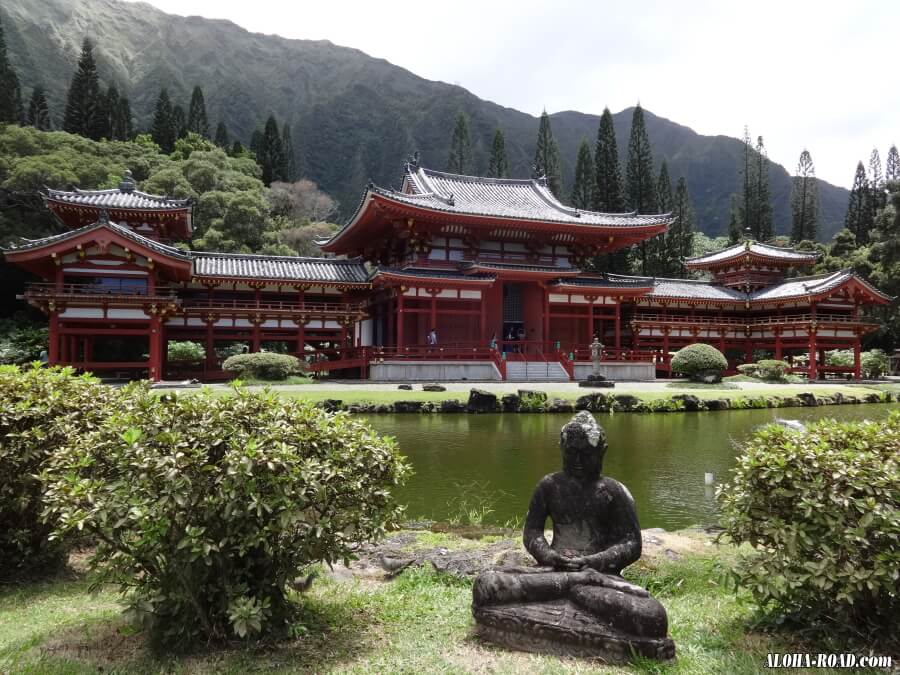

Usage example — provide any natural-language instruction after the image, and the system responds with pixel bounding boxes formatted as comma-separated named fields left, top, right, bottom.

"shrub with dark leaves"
left=222, top=352, right=302, bottom=380
left=43, top=386, right=409, bottom=644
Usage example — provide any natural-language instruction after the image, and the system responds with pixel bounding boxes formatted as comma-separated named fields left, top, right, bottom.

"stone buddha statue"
left=472, top=411, right=675, bottom=662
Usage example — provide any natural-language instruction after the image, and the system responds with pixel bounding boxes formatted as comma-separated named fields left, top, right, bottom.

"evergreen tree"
left=231, top=140, right=245, bottom=157
left=533, top=110, right=562, bottom=197
left=738, top=126, right=756, bottom=237
left=151, top=88, right=176, bottom=153
left=754, top=136, right=773, bottom=240
left=186, top=86, right=209, bottom=137
left=625, top=104, right=657, bottom=274
left=257, top=115, right=284, bottom=186
left=249, top=129, right=263, bottom=157
left=669, top=177, right=695, bottom=277
left=790, top=149, right=819, bottom=243
left=728, top=194, right=742, bottom=244
left=886, top=144, right=900, bottom=184
left=656, top=161, right=673, bottom=212
left=592, top=107, right=624, bottom=212
left=63, top=39, right=102, bottom=138
left=0, top=16, right=22, bottom=123
left=214, top=121, right=229, bottom=148
left=281, top=123, right=296, bottom=181
left=26, top=87, right=51, bottom=130
left=171, top=104, right=187, bottom=139
left=868, top=148, right=885, bottom=214
left=487, top=128, right=509, bottom=178
left=115, top=97, right=133, bottom=140
left=446, top=112, right=473, bottom=175
left=845, top=161, right=871, bottom=245
left=570, top=139, right=595, bottom=209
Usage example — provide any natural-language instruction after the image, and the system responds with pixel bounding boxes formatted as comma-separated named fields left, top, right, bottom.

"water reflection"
left=365, top=404, right=897, bottom=530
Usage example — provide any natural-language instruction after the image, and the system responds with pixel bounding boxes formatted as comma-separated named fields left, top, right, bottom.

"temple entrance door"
left=502, top=283, right=525, bottom=352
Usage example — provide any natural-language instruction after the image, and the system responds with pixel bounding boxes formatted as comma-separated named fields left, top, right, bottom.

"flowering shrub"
left=719, top=413, right=900, bottom=632
left=43, top=386, right=409, bottom=643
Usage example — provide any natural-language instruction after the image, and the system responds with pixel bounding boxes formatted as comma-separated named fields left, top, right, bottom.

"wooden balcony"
left=179, top=298, right=369, bottom=321
left=632, top=312, right=879, bottom=330
left=23, top=283, right=179, bottom=309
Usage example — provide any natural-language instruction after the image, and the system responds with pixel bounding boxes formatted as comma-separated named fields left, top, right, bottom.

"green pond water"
left=365, top=403, right=898, bottom=530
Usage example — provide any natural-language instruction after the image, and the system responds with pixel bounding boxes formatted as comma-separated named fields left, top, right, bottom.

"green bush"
left=862, top=349, right=890, bottom=378
left=0, top=365, right=122, bottom=576
left=0, top=316, right=48, bottom=364
left=825, top=349, right=853, bottom=368
left=756, top=359, right=789, bottom=381
left=43, top=387, right=410, bottom=644
left=718, top=413, right=900, bottom=633
left=167, top=340, right=205, bottom=365
left=222, top=352, right=303, bottom=380
left=736, top=363, right=760, bottom=377
left=670, top=343, right=728, bottom=382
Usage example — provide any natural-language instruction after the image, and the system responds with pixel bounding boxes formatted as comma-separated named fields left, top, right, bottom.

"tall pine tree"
left=669, top=177, right=695, bottom=277
left=151, top=88, right=176, bottom=153
left=845, top=161, right=871, bottom=245
left=625, top=104, right=657, bottom=274
left=647, top=161, right=674, bottom=275
left=187, top=86, right=209, bottom=137
left=281, top=123, right=296, bottom=181
left=487, top=128, right=509, bottom=178
left=728, top=195, right=742, bottom=244
left=790, top=149, right=819, bottom=243
left=0, top=16, right=22, bottom=123
left=108, top=89, right=132, bottom=141
left=63, top=39, right=102, bottom=138
left=886, top=145, right=900, bottom=184
left=868, top=148, right=885, bottom=214
left=257, top=115, right=284, bottom=186
left=592, top=107, right=624, bottom=212
left=26, top=87, right=51, bottom=130
left=171, top=104, right=187, bottom=140
left=738, top=126, right=756, bottom=237
left=656, top=161, right=673, bottom=212
left=570, top=139, right=595, bottom=209
left=214, top=121, right=229, bottom=148
left=533, top=110, right=562, bottom=197
left=754, top=136, right=773, bottom=240
left=446, top=112, right=473, bottom=174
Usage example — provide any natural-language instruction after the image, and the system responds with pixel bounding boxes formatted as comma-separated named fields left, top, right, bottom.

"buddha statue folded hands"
left=471, top=411, right=675, bottom=662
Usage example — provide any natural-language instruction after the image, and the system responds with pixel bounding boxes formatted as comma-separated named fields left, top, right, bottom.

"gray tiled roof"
left=192, top=252, right=369, bottom=284
left=750, top=270, right=856, bottom=301
left=3, top=220, right=190, bottom=260
left=647, top=278, right=746, bottom=301
left=376, top=267, right=496, bottom=281
left=460, top=261, right=577, bottom=274
left=552, top=275, right=654, bottom=289
left=385, top=165, right=672, bottom=227
left=45, top=187, right=191, bottom=211
left=686, top=240, right=819, bottom=266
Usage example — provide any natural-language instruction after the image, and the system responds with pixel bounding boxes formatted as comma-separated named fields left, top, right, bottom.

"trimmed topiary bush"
left=755, top=359, right=789, bottom=381
left=736, top=363, right=760, bottom=378
left=670, top=343, right=728, bottom=383
left=0, top=365, right=123, bottom=576
left=862, top=349, right=890, bottom=379
left=718, top=413, right=900, bottom=635
left=43, top=386, right=410, bottom=644
left=222, top=352, right=303, bottom=380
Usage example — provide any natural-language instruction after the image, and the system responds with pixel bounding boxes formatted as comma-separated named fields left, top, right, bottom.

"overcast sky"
left=128, top=0, right=897, bottom=188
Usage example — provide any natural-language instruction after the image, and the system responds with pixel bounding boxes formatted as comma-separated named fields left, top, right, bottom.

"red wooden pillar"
left=148, top=316, right=163, bottom=382
left=397, top=291, right=405, bottom=350
left=481, top=290, right=488, bottom=344
left=542, top=284, right=550, bottom=348
left=297, top=320, right=306, bottom=358
left=808, top=329, right=818, bottom=380
left=774, top=329, right=782, bottom=360
left=84, top=336, right=93, bottom=363
left=429, top=291, right=437, bottom=335
left=205, top=320, right=214, bottom=377
left=48, top=313, right=59, bottom=364
left=614, top=301, right=621, bottom=353
left=386, top=296, right=394, bottom=348
left=60, top=330, right=68, bottom=363
left=663, top=327, right=670, bottom=364
left=251, top=323, right=261, bottom=352
left=587, top=301, right=594, bottom=342
left=853, top=333, right=862, bottom=380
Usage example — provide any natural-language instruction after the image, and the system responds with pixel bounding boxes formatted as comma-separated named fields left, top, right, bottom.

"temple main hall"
left=3, top=163, right=889, bottom=381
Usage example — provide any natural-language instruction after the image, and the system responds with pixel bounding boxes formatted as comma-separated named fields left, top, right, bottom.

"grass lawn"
left=0, top=532, right=875, bottom=674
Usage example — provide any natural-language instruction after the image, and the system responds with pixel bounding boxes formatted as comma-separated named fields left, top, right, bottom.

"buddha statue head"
left=559, top=411, right=607, bottom=480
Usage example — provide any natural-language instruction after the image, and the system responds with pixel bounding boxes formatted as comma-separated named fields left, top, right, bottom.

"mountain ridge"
left=1, top=0, right=849, bottom=239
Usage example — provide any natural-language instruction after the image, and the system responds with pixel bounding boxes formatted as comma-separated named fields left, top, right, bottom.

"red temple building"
left=3, top=163, right=889, bottom=382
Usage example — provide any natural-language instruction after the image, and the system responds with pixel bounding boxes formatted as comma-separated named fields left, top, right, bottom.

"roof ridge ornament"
left=119, top=169, right=136, bottom=193
left=98, top=208, right=110, bottom=224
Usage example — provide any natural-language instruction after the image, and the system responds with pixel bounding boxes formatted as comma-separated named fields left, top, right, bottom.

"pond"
left=366, top=403, right=898, bottom=530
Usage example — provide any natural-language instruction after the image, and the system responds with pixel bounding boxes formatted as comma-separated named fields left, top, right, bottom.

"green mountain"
left=2, top=0, right=849, bottom=240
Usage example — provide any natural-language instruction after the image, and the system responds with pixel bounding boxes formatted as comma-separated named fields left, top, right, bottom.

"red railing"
left=24, top=283, right=177, bottom=306
left=180, top=298, right=368, bottom=316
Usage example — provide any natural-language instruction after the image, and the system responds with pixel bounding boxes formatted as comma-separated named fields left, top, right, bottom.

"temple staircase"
left=504, top=361, right=570, bottom=382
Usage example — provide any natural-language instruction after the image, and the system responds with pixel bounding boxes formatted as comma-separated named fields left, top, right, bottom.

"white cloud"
left=125, top=0, right=898, bottom=187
